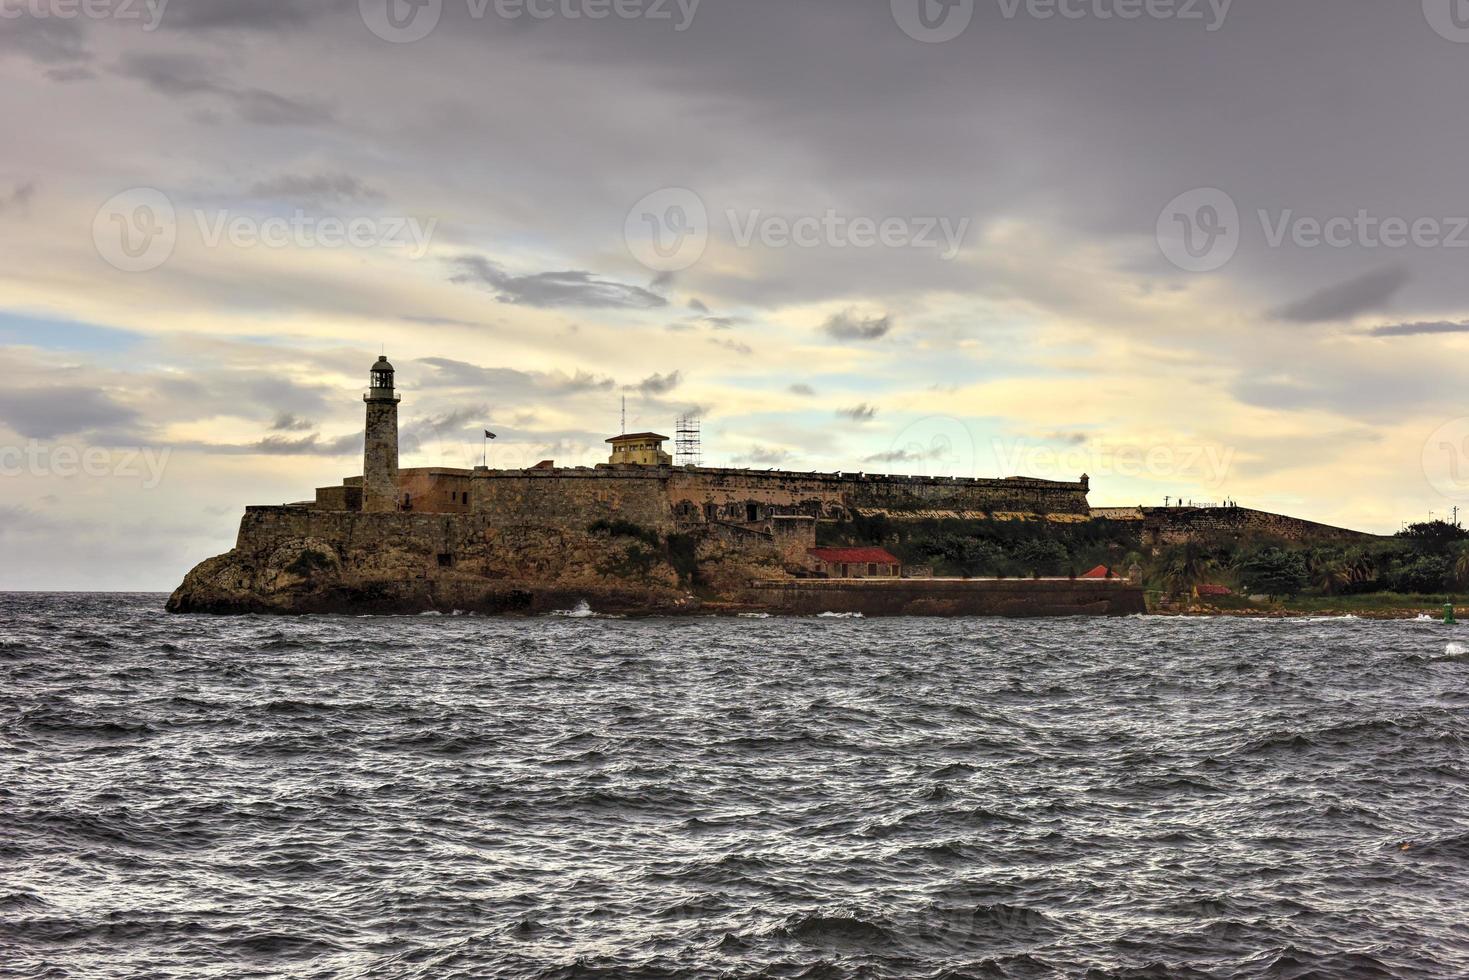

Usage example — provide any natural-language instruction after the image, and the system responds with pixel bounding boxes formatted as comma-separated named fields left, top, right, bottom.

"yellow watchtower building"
left=607, top=432, right=673, bottom=466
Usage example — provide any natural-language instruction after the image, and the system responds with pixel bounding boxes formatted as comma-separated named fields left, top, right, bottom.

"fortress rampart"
left=337, top=464, right=1095, bottom=530
left=1089, top=505, right=1380, bottom=546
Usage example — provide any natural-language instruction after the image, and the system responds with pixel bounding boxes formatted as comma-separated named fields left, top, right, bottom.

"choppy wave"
left=3, top=593, right=1467, bottom=978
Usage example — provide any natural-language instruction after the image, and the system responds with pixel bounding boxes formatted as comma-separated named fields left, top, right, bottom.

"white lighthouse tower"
left=362, top=355, right=400, bottom=512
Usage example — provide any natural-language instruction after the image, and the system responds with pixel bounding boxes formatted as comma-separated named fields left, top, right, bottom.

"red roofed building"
left=1080, top=564, right=1114, bottom=579
left=807, top=547, right=902, bottom=579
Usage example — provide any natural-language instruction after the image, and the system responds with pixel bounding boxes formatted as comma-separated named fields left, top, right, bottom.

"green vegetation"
left=588, top=519, right=661, bottom=549
left=820, top=513, right=1469, bottom=614
left=665, top=533, right=701, bottom=586
left=590, top=521, right=702, bottom=586
left=816, top=514, right=1140, bottom=579
left=1144, top=520, right=1469, bottom=612
left=1236, top=547, right=1308, bottom=599
left=598, top=543, right=661, bottom=580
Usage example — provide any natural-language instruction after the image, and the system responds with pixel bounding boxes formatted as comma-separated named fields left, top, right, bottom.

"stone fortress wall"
left=312, top=462, right=1094, bottom=530
left=1090, top=505, right=1379, bottom=546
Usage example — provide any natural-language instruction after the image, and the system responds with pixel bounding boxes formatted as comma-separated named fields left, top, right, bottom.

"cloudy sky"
left=3, top=0, right=1469, bottom=589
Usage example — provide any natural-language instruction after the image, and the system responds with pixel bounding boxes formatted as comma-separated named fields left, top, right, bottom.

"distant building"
left=1080, top=564, right=1114, bottom=579
left=807, top=546, right=901, bottom=579
left=607, top=432, right=672, bottom=466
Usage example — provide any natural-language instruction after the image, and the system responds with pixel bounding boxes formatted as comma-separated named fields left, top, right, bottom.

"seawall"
left=1136, top=506, right=1378, bottom=545
left=744, top=579, right=1147, bottom=618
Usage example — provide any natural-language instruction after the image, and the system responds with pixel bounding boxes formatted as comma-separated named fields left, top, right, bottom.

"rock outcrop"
left=166, top=507, right=713, bottom=616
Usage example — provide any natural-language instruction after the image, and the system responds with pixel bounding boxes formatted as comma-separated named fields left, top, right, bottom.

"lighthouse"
left=362, top=355, right=401, bottom=512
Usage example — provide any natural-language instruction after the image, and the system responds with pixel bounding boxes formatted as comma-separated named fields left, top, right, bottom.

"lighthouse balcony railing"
left=363, top=388, right=403, bottom=402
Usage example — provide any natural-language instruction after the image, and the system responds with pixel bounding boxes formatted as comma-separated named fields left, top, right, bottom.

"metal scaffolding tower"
left=675, top=415, right=702, bottom=467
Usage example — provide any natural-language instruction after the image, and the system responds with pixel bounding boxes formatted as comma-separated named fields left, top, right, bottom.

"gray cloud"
left=838, top=403, right=877, bottom=422
left=733, top=445, right=791, bottom=465
left=449, top=255, right=667, bottom=310
left=45, top=65, right=95, bottom=83
left=0, top=182, right=35, bottom=214
left=417, top=357, right=615, bottom=394
left=247, top=172, right=383, bottom=204
left=632, top=371, right=683, bottom=396
left=823, top=309, right=894, bottom=341
left=0, top=16, right=89, bottom=65
left=399, top=314, right=494, bottom=329
left=251, top=432, right=352, bottom=456
left=158, top=0, right=331, bottom=32
left=0, top=387, right=141, bottom=439
left=1271, top=268, right=1410, bottom=324
left=270, top=412, right=315, bottom=432
left=788, top=384, right=816, bottom=396
left=116, top=52, right=333, bottom=126
left=864, top=447, right=942, bottom=464
left=1367, top=319, right=1469, bottom=338
left=711, top=338, right=752, bottom=355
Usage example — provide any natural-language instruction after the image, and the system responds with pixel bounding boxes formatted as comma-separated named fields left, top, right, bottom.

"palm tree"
left=1162, top=543, right=1214, bottom=602
left=1311, top=560, right=1350, bottom=596
left=1343, top=549, right=1378, bottom=589
left=1454, top=546, right=1469, bottom=588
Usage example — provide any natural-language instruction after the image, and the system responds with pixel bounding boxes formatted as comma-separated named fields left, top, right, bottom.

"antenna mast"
left=621, top=396, right=626, bottom=434
left=676, top=414, right=702, bottom=467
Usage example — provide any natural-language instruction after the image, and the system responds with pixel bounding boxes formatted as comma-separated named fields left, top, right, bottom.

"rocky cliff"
left=167, top=504, right=1145, bottom=618
left=165, top=506, right=764, bottom=616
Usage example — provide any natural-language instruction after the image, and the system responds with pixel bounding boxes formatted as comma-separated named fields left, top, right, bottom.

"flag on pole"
left=485, top=430, right=497, bottom=440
